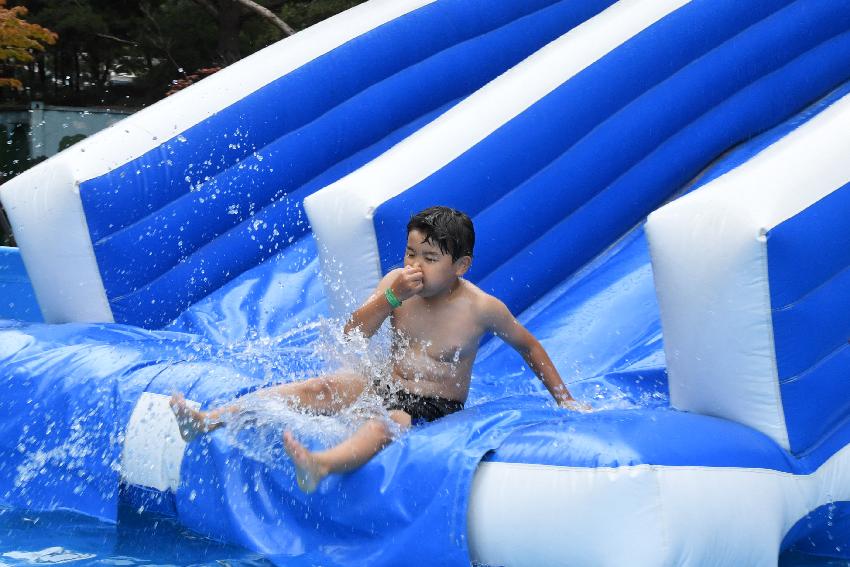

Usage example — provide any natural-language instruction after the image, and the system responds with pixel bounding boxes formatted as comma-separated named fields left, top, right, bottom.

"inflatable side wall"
left=647, top=92, right=850, bottom=455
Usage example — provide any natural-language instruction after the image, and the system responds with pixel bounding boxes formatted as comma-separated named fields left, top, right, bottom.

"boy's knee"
left=304, top=378, right=333, bottom=399
left=388, top=410, right=412, bottom=429
left=363, top=419, right=394, bottom=442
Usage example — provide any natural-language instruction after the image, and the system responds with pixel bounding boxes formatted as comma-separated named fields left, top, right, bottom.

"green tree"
left=278, top=0, right=364, bottom=32
left=188, top=0, right=293, bottom=64
left=58, top=132, right=85, bottom=151
left=0, top=0, right=56, bottom=91
left=10, top=0, right=367, bottom=105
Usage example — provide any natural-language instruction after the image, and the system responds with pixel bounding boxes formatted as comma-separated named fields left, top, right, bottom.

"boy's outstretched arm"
left=485, top=297, right=588, bottom=411
left=343, top=266, right=423, bottom=337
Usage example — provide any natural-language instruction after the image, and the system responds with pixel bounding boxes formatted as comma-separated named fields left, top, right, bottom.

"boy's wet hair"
left=407, top=206, right=475, bottom=262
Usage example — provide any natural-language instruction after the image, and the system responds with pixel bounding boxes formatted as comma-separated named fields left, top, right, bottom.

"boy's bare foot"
left=169, top=392, right=213, bottom=442
left=559, top=398, right=593, bottom=413
left=283, top=431, right=328, bottom=494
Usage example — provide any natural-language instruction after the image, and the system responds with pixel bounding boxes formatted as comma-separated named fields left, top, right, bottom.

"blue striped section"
left=681, top=81, right=850, bottom=197
left=485, top=400, right=850, bottom=473
left=770, top=182, right=850, bottom=454
left=94, top=0, right=613, bottom=299
left=480, top=31, right=850, bottom=313
left=83, top=0, right=618, bottom=327
left=80, top=0, right=562, bottom=240
left=109, top=99, right=458, bottom=326
left=375, top=1, right=832, bottom=311
left=374, top=0, right=850, bottom=319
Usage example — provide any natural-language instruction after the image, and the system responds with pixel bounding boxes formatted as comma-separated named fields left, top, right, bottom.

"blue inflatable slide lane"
left=2, top=0, right=850, bottom=565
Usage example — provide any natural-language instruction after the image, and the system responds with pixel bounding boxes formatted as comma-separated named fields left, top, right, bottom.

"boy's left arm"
left=485, top=297, right=589, bottom=411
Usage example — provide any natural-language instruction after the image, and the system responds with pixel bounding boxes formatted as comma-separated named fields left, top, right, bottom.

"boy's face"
left=405, top=229, right=470, bottom=297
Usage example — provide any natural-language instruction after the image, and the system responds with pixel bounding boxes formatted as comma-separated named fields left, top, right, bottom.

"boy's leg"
left=170, top=372, right=369, bottom=442
left=255, top=372, right=368, bottom=414
left=283, top=410, right=412, bottom=493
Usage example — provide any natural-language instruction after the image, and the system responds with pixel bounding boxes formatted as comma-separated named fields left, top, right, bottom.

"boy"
left=171, top=206, right=587, bottom=492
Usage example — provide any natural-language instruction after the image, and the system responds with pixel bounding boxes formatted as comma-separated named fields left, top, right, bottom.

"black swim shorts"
left=372, top=380, right=464, bottom=423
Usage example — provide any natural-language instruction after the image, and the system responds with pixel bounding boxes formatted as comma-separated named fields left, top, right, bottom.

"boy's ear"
left=454, top=255, right=472, bottom=276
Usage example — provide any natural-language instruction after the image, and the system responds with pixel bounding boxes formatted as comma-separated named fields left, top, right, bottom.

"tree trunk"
left=231, top=0, right=295, bottom=36
left=37, top=52, right=45, bottom=89
left=74, top=49, right=81, bottom=93
left=217, top=0, right=242, bottom=64
left=89, top=51, right=100, bottom=91
left=101, top=56, right=112, bottom=89
left=53, top=51, right=59, bottom=97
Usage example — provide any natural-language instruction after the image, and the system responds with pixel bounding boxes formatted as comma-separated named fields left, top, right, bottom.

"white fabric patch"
left=121, top=392, right=199, bottom=492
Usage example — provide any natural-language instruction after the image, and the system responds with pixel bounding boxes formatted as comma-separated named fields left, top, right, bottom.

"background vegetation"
left=1, top=0, right=365, bottom=107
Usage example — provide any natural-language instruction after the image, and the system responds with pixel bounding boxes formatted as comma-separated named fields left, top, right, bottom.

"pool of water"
left=0, top=505, right=846, bottom=566
left=0, top=506, right=272, bottom=566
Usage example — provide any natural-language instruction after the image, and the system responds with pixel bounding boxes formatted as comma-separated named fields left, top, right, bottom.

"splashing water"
left=209, top=316, right=409, bottom=468
left=15, top=415, right=117, bottom=494
left=223, top=392, right=397, bottom=470
left=2, top=546, right=95, bottom=564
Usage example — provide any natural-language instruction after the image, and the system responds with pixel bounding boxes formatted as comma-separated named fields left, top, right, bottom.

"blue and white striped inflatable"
left=2, top=0, right=850, bottom=564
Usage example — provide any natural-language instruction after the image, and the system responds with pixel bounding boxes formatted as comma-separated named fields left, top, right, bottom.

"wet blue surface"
left=0, top=506, right=272, bottom=566
left=0, top=506, right=844, bottom=566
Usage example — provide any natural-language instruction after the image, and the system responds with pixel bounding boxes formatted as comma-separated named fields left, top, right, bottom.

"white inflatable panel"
left=305, top=0, right=691, bottom=317
left=0, top=0, right=433, bottom=323
left=1, top=161, right=112, bottom=322
left=467, top=445, right=850, bottom=566
left=121, top=392, right=199, bottom=492
left=645, top=93, right=850, bottom=450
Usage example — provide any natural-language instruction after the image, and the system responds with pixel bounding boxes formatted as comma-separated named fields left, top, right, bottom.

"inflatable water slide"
left=2, top=0, right=850, bottom=564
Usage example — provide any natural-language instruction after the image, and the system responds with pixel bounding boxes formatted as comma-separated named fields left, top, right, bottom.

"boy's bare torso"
left=386, top=275, right=489, bottom=403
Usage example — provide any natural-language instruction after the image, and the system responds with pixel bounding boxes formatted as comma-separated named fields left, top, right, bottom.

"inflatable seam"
left=778, top=341, right=850, bottom=386
left=654, top=466, right=672, bottom=567
left=468, top=2, right=834, bottom=290
left=760, top=232, right=791, bottom=451
left=480, top=461, right=799, bottom=476
left=770, top=247, right=850, bottom=313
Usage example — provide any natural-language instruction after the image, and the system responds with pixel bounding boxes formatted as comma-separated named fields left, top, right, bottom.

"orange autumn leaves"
left=0, top=0, right=56, bottom=90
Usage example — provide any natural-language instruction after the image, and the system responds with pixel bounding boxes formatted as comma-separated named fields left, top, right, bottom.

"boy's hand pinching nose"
left=391, top=266, right=424, bottom=301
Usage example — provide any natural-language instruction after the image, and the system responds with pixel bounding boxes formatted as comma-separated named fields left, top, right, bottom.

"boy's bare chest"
left=391, top=300, right=482, bottom=362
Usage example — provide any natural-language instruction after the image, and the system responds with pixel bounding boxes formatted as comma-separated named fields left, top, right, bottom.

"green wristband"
left=384, top=287, right=402, bottom=309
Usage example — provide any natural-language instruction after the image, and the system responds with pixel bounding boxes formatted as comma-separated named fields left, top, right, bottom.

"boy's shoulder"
left=458, top=279, right=509, bottom=316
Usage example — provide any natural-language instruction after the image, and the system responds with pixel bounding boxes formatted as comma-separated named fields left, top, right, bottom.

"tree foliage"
left=0, top=0, right=364, bottom=106
left=0, top=0, right=56, bottom=90
left=279, top=0, right=363, bottom=32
